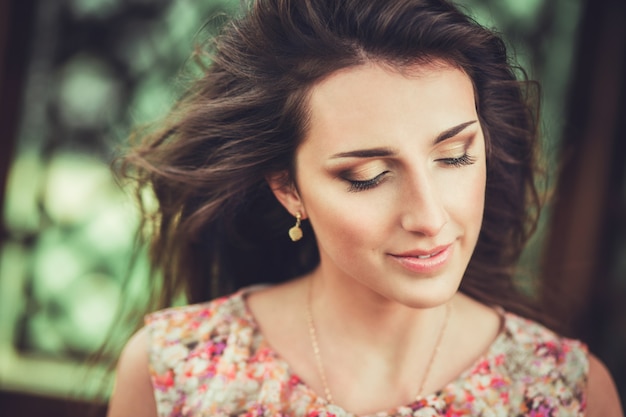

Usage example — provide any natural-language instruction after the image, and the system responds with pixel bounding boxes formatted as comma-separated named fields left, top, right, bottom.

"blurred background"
left=0, top=0, right=624, bottom=415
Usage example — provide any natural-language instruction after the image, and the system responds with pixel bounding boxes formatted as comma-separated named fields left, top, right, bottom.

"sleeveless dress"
left=145, top=289, right=588, bottom=417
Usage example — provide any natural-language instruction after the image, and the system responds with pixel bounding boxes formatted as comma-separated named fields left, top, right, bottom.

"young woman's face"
left=290, top=62, right=486, bottom=308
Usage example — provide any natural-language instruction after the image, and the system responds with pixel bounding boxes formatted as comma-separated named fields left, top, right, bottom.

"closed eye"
left=438, top=153, right=476, bottom=167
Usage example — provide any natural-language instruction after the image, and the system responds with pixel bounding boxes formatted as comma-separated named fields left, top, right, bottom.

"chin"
left=390, top=282, right=460, bottom=310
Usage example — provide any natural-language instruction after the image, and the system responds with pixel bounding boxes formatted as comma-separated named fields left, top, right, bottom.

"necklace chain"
left=305, top=281, right=451, bottom=404
left=306, top=296, right=334, bottom=403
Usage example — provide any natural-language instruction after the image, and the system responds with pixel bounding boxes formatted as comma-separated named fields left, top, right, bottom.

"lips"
left=389, top=244, right=453, bottom=274
left=392, top=244, right=451, bottom=258
left=414, top=248, right=446, bottom=259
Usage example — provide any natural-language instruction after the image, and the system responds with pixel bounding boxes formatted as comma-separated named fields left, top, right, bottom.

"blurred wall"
left=541, top=0, right=626, bottom=404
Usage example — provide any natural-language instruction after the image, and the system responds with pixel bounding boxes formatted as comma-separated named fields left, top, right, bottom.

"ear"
left=266, top=171, right=307, bottom=219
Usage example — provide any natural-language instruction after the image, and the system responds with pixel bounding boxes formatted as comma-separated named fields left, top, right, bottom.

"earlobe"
left=266, top=172, right=307, bottom=218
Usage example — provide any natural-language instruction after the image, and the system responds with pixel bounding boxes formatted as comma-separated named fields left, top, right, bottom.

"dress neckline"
left=232, top=286, right=511, bottom=417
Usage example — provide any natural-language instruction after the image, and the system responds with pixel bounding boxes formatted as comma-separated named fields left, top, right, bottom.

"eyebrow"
left=434, top=120, right=477, bottom=144
left=330, top=148, right=396, bottom=159
left=329, top=120, right=478, bottom=159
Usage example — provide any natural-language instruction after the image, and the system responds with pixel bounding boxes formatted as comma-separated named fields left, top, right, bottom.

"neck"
left=307, top=266, right=452, bottom=362
left=304, top=267, right=454, bottom=413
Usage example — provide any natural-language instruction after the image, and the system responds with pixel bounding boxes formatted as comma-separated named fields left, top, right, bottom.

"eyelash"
left=346, top=171, right=389, bottom=192
left=439, top=153, right=476, bottom=167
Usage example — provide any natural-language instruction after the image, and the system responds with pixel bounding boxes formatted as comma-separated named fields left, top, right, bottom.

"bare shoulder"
left=587, top=353, right=624, bottom=417
left=452, top=293, right=502, bottom=340
left=246, top=277, right=307, bottom=327
left=106, top=328, right=158, bottom=417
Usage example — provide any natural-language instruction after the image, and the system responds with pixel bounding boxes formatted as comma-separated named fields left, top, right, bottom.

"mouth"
left=389, top=244, right=453, bottom=274
left=392, top=244, right=452, bottom=259
left=414, top=249, right=445, bottom=259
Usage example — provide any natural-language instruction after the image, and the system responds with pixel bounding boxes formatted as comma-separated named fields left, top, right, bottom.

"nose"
left=399, top=170, right=448, bottom=236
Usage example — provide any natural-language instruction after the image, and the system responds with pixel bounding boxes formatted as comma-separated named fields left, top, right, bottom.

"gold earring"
left=288, top=212, right=303, bottom=242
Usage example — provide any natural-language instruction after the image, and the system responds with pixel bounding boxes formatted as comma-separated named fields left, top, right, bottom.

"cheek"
left=300, top=185, right=391, bottom=253
left=462, top=165, right=487, bottom=227
left=441, top=163, right=486, bottom=225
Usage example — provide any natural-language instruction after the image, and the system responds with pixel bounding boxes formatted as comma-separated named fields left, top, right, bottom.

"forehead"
left=308, top=60, right=475, bottom=113
left=301, top=61, right=478, bottom=153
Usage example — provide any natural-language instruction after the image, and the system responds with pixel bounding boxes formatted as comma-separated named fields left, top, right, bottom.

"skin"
left=106, top=62, right=624, bottom=417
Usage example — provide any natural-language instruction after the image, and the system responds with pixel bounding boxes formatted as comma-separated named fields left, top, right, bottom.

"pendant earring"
left=288, top=212, right=303, bottom=242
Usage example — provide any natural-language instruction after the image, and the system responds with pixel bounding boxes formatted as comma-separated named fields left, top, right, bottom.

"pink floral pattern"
left=145, top=289, right=588, bottom=417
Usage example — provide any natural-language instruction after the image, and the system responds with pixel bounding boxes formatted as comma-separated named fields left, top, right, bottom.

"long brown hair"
left=120, top=0, right=542, bottom=318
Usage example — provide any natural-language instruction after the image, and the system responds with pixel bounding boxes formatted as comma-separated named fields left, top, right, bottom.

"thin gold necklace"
left=305, top=282, right=451, bottom=404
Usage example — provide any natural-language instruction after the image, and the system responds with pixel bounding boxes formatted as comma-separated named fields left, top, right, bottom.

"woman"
left=107, top=0, right=623, bottom=416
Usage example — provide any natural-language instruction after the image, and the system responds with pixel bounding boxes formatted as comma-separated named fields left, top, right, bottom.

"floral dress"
left=145, top=289, right=588, bottom=417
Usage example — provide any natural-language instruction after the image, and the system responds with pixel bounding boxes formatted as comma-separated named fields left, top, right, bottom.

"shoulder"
left=107, top=290, right=252, bottom=417
left=491, top=313, right=589, bottom=412
left=107, top=328, right=157, bottom=417
left=587, top=354, right=624, bottom=417
left=141, top=290, right=261, bottom=416
left=144, top=289, right=255, bottom=372
left=107, top=293, right=247, bottom=417
left=145, top=289, right=249, bottom=332
left=145, top=289, right=257, bottom=345
left=502, top=312, right=589, bottom=375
